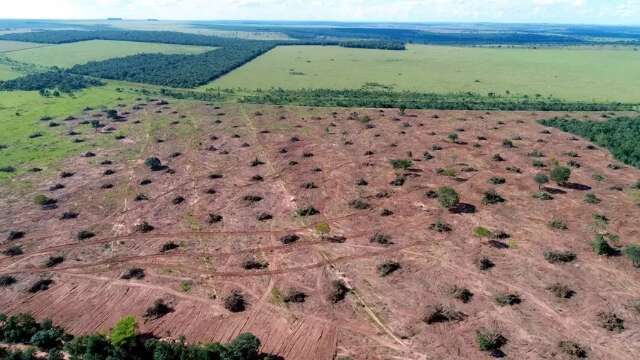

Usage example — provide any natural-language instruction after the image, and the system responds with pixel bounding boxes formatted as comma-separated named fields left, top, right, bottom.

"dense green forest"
left=71, top=42, right=275, bottom=88
left=239, top=88, right=638, bottom=111
left=539, top=116, right=640, bottom=168
left=337, top=40, right=406, bottom=50
left=0, top=312, right=274, bottom=360
left=0, top=70, right=103, bottom=92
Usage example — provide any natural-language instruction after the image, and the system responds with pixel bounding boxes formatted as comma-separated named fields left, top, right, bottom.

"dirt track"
left=1, top=101, right=640, bottom=359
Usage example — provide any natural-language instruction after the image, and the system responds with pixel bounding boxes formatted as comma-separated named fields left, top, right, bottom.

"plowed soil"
left=1, top=101, right=640, bottom=359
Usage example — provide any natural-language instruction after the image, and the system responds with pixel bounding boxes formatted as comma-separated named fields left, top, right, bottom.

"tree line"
left=0, top=70, right=103, bottom=92
left=0, top=312, right=275, bottom=360
left=539, top=116, right=640, bottom=168
left=239, top=88, right=638, bottom=112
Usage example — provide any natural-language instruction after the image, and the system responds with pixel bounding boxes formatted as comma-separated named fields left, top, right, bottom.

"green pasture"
left=206, top=45, right=640, bottom=102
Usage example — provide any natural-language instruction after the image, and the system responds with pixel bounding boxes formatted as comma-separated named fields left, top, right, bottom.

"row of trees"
left=0, top=70, right=103, bottom=92
left=0, top=313, right=272, bottom=360
left=240, top=88, right=636, bottom=111
left=539, top=116, right=640, bottom=167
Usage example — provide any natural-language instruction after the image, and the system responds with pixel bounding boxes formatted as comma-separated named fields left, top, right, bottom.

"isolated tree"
left=550, top=166, right=571, bottom=185
left=144, top=157, right=163, bottom=171
left=533, top=173, right=549, bottom=190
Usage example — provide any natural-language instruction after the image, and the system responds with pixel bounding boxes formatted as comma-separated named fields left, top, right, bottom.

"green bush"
left=473, top=227, right=492, bottom=238
left=436, top=187, right=459, bottom=209
left=550, top=166, right=571, bottom=184
left=476, top=329, right=507, bottom=352
left=544, top=250, right=576, bottom=264
left=592, top=235, right=616, bottom=256
left=623, top=244, right=640, bottom=267
left=481, top=190, right=505, bottom=205
left=389, top=159, right=412, bottom=170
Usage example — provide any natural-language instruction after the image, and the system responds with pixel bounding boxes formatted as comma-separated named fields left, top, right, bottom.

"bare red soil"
left=1, top=102, right=640, bottom=359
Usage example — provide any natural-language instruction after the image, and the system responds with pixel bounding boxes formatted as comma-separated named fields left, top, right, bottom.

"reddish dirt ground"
left=1, top=101, right=640, bottom=359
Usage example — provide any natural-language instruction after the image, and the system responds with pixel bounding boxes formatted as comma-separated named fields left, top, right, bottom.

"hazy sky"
left=3, top=0, right=639, bottom=25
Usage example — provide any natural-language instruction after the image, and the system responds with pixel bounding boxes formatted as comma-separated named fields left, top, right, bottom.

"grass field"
left=0, top=63, right=22, bottom=80
left=0, top=83, right=137, bottom=183
left=206, top=45, right=640, bottom=102
left=0, top=40, right=46, bottom=53
left=6, top=40, right=214, bottom=68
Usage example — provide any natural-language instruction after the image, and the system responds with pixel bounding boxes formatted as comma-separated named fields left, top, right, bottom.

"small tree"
left=110, top=316, right=137, bottom=347
left=436, top=187, right=459, bottom=209
left=144, top=157, right=163, bottom=171
left=447, top=133, right=458, bottom=143
left=533, top=173, right=549, bottom=190
left=550, top=166, right=571, bottom=185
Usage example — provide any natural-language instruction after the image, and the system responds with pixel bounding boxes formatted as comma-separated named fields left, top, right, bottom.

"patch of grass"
left=473, top=226, right=492, bottom=238
left=314, top=222, right=330, bottom=234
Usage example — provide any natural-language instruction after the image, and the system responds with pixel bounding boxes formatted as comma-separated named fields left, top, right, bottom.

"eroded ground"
left=1, top=102, right=639, bottom=359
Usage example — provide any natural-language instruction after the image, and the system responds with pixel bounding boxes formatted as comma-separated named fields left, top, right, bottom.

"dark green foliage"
left=144, top=157, right=163, bottom=171
left=0, top=314, right=40, bottom=344
left=481, top=190, right=505, bottom=205
left=550, top=166, right=571, bottom=184
left=558, top=341, right=587, bottom=358
left=597, top=312, right=624, bottom=332
left=452, top=286, right=473, bottom=303
left=338, top=40, right=406, bottom=50
left=0, top=275, right=17, bottom=286
left=0, top=347, right=36, bottom=360
left=547, top=283, right=575, bottom=299
left=495, top=293, right=522, bottom=306
left=377, top=260, right=401, bottom=277
left=533, top=173, right=549, bottom=189
left=592, top=235, right=616, bottom=256
left=584, top=193, right=601, bottom=204
left=144, top=299, right=173, bottom=320
left=532, top=191, right=554, bottom=200
left=476, top=329, right=507, bottom=352
left=623, top=244, right=640, bottom=267
left=328, top=280, right=349, bottom=303
left=436, top=186, right=459, bottom=209
left=224, top=291, right=246, bottom=312
left=29, top=320, right=67, bottom=350
left=423, top=305, right=466, bottom=324
left=121, top=267, right=145, bottom=280
left=389, top=159, right=412, bottom=170
left=0, top=70, right=102, bottom=92
left=540, top=116, right=640, bottom=168
left=241, top=88, right=635, bottom=111
left=544, top=250, right=576, bottom=263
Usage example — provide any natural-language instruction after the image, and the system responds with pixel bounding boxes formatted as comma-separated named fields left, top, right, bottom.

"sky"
left=2, top=0, right=639, bottom=25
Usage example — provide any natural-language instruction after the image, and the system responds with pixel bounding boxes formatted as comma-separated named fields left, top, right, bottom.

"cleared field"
left=0, top=63, right=22, bottom=80
left=6, top=40, right=214, bottom=68
left=207, top=45, right=640, bottom=102
left=0, top=40, right=46, bottom=53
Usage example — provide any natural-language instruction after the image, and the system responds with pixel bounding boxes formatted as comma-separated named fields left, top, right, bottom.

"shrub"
left=296, top=206, right=319, bottom=217
left=528, top=150, right=545, bottom=158
left=390, top=175, right=406, bottom=186
left=0, top=275, right=17, bottom=287
left=121, top=267, right=145, bottom=280
left=597, top=312, right=624, bottom=332
left=488, top=177, right=506, bottom=185
left=532, top=159, right=546, bottom=168
left=349, top=199, right=370, bottom=210
left=328, top=280, right=349, bottom=303
left=3, top=246, right=23, bottom=257
left=544, top=251, right=576, bottom=264
left=160, top=242, right=179, bottom=253
left=479, top=257, right=495, bottom=270
left=208, top=213, right=223, bottom=223
left=29, top=279, right=53, bottom=293
left=242, top=258, right=268, bottom=270
left=280, top=234, right=299, bottom=244
left=550, top=166, right=571, bottom=185
left=495, top=293, right=521, bottom=306
left=558, top=341, right=587, bottom=358
left=423, top=305, right=466, bottom=324
left=76, top=230, right=95, bottom=240
left=7, top=231, right=25, bottom=241
left=33, top=195, right=56, bottom=206
left=429, top=220, right=452, bottom=233
left=436, top=168, right=458, bottom=177
left=546, top=283, right=575, bottom=299
left=134, top=221, right=154, bottom=233
left=144, top=157, right=163, bottom=171
left=436, top=187, right=459, bottom=209
left=377, top=260, right=401, bottom=277
left=584, top=193, right=601, bottom=204
left=548, top=218, right=568, bottom=230
left=44, top=256, right=64, bottom=268
left=283, top=289, right=307, bottom=303
left=144, top=299, right=173, bottom=320
left=370, top=232, right=392, bottom=246
left=481, top=190, right=504, bottom=205
left=256, top=212, right=272, bottom=221
left=532, top=191, right=554, bottom=200
left=1, top=313, right=40, bottom=343
left=224, top=291, right=246, bottom=312
left=389, top=159, right=412, bottom=170
left=533, top=173, right=549, bottom=190
left=502, top=139, right=514, bottom=148
left=476, top=329, right=507, bottom=352
left=592, top=235, right=616, bottom=256
left=473, top=227, right=492, bottom=238
left=452, top=286, right=473, bottom=303
left=492, top=153, right=505, bottom=162
left=623, top=244, right=640, bottom=267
